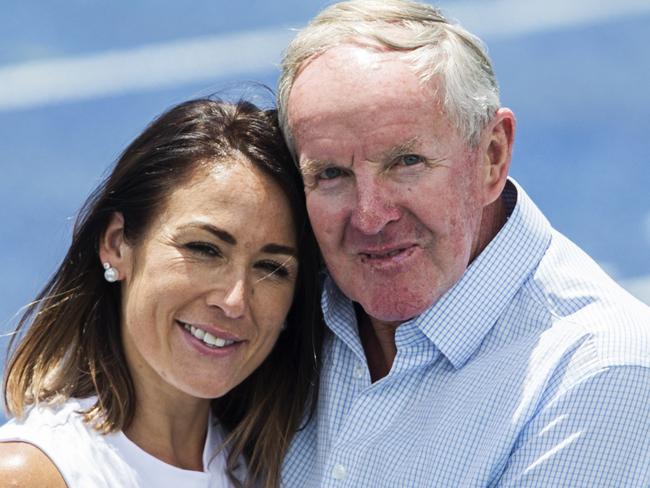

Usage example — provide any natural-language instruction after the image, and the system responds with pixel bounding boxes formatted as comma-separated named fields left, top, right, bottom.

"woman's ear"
left=480, top=108, right=516, bottom=205
left=98, top=212, right=131, bottom=282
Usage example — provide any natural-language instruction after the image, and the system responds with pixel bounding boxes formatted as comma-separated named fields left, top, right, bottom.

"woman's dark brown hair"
left=3, top=97, right=323, bottom=488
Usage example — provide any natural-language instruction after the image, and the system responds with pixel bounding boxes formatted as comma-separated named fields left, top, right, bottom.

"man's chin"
left=333, top=274, right=443, bottom=325
left=358, top=297, right=432, bottom=327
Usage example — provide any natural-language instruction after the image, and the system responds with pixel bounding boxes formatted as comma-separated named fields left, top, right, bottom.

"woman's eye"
left=318, top=167, right=343, bottom=180
left=185, top=242, right=221, bottom=257
left=399, top=154, right=424, bottom=166
left=255, top=260, right=290, bottom=279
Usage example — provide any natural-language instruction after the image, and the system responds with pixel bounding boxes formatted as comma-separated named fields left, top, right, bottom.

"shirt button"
left=353, top=364, right=365, bottom=379
left=331, top=464, right=347, bottom=480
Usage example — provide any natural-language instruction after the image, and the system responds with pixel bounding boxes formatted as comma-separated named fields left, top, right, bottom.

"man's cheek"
left=308, top=202, right=345, bottom=239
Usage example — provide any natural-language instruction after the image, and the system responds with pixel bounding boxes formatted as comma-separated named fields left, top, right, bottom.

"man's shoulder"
left=483, top=228, right=650, bottom=388
left=510, top=269, right=650, bottom=391
left=521, top=228, right=650, bottom=326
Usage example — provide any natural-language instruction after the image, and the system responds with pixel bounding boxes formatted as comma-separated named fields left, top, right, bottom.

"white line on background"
left=0, top=0, right=649, bottom=111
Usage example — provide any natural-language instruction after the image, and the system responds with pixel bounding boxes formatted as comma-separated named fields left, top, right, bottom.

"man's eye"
left=399, top=154, right=424, bottom=166
left=318, top=167, right=343, bottom=180
left=185, top=242, right=221, bottom=257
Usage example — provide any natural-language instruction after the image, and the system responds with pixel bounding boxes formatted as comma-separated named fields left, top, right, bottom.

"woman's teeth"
left=182, top=323, right=235, bottom=348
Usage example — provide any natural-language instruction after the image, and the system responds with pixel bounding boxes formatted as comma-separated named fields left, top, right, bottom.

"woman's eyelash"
left=183, top=244, right=292, bottom=279
left=256, top=260, right=290, bottom=279
left=185, top=242, right=222, bottom=257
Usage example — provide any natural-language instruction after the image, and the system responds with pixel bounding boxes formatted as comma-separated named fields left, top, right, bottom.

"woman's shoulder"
left=0, top=398, right=138, bottom=487
left=0, top=398, right=98, bottom=487
left=0, top=441, right=67, bottom=488
left=0, top=397, right=97, bottom=443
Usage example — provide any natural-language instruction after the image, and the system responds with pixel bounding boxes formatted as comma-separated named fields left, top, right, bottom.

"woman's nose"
left=222, top=279, right=247, bottom=319
left=206, top=275, right=248, bottom=319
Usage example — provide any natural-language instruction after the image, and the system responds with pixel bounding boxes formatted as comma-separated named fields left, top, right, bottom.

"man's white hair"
left=277, top=0, right=501, bottom=154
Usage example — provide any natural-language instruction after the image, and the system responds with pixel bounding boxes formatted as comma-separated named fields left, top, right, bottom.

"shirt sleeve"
left=495, top=365, right=650, bottom=487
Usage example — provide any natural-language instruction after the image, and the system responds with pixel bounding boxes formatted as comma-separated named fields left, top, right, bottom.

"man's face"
left=287, top=45, right=493, bottom=326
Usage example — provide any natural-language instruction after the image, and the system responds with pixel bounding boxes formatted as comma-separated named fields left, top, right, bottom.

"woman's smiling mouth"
left=177, top=320, right=240, bottom=349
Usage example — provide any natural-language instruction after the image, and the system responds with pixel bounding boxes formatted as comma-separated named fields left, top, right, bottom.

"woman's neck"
left=123, top=384, right=212, bottom=471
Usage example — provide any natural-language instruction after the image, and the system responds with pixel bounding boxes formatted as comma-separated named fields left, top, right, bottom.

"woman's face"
left=117, top=160, right=298, bottom=400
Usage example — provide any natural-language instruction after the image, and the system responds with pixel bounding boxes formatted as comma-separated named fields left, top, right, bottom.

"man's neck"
left=356, top=305, right=399, bottom=382
left=471, top=196, right=509, bottom=263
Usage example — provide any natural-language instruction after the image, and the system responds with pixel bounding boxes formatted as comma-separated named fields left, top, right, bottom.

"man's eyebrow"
left=178, top=223, right=236, bottom=245
left=299, top=158, right=331, bottom=178
left=299, top=138, right=423, bottom=176
left=380, top=137, right=421, bottom=162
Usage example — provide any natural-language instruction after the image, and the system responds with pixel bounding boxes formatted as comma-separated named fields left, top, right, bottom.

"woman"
left=0, top=98, right=322, bottom=487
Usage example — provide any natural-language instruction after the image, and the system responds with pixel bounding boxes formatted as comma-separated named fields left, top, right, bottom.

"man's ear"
left=480, top=108, right=516, bottom=205
left=98, top=212, right=131, bottom=281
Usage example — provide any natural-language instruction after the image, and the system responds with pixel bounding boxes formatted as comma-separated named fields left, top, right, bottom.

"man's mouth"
left=363, top=248, right=405, bottom=259
left=360, top=244, right=416, bottom=261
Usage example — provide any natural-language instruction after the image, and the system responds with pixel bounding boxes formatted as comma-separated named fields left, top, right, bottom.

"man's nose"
left=206, top=274, right=248, bottom=319
left=349, top=178, right=401, bottom=235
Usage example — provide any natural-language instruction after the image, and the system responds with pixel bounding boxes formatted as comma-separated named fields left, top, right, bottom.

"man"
left=277, top=1, right=650, bottom=486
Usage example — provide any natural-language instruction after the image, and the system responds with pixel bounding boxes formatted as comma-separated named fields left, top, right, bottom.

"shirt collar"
left=320, top=178, right=552, bottom=368
left=322, top=273, right=366, bottom=359
left=413, top=178, right=552, bottom=368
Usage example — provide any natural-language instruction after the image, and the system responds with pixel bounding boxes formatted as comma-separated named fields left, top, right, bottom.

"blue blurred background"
left=1, top=0, right=649, bottom=423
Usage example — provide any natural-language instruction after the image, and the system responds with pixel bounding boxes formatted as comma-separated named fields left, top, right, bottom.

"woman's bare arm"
left=0, top=442, right=67, bottom=488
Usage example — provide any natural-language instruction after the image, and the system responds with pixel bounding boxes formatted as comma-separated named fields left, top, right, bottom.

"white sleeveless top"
left=0, top=397, right=241, bottom=487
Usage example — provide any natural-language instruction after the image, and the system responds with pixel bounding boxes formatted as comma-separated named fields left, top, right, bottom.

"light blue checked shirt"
left=283, top=179, right=650, bottom=487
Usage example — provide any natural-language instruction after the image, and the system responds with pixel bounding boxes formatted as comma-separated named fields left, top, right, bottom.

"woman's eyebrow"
left=261, top=243, right=297, bottom=257
left=178, top=223, right=296, bottom=257
left=178, top=223, right=236, bottom=245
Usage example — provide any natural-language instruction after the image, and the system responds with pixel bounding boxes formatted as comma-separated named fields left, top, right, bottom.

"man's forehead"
left=290, top=44, right=436, bottom=104
left=307, top=44, right=394, bottom=71
left=290, top=64, right=442, bottom=149
left=287, top=43, right=457, bottom=165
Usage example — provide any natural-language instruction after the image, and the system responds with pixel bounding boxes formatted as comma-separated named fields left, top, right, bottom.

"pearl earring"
left=103, top=262, right=119, bottom=283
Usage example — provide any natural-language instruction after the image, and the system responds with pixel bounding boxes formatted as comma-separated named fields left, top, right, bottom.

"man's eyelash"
left=398, top=154, right=425, bottom=165
left=317, top=167, right=344, bottom=180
